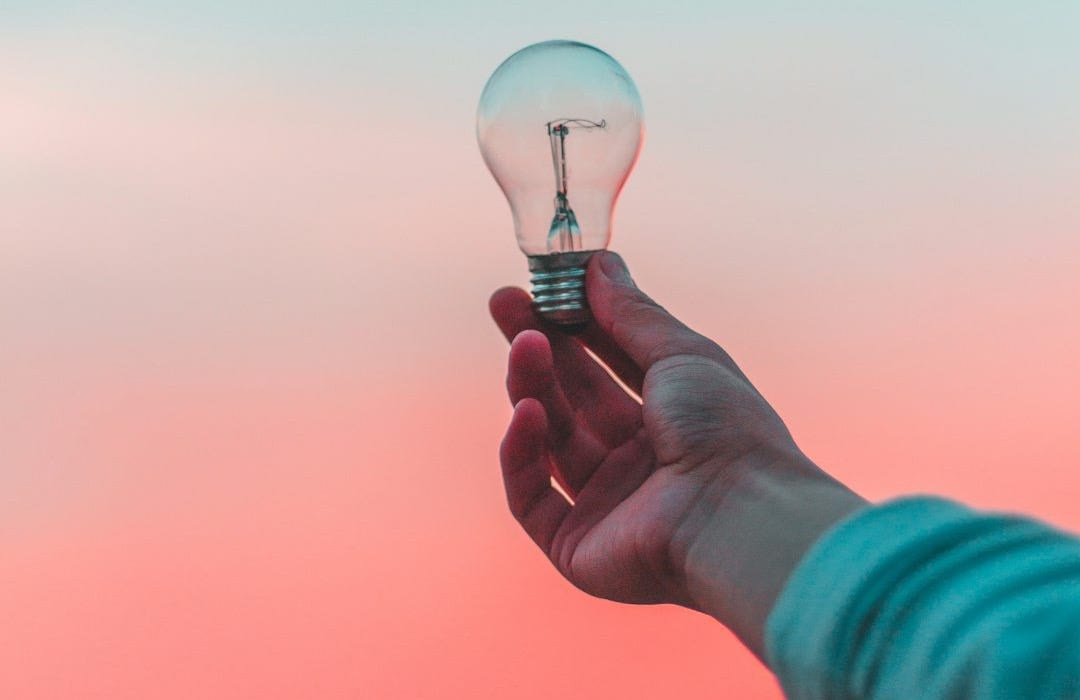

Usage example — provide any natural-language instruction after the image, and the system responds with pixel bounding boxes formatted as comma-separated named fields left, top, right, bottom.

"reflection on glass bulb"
left=477, top=40, right=644, bottom=327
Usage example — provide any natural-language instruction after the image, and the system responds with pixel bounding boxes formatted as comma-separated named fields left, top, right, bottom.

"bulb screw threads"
left=528, top=251, right=596, bottom=330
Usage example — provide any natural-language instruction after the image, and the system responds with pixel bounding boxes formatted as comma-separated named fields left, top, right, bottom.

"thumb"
left=587, top=252, right=718, bottom=372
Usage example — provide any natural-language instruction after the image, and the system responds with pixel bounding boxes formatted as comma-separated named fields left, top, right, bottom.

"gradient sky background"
left=3, top=2, right=1079, bottom=698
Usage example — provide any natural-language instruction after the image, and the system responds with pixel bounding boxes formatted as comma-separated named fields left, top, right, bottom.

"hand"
left=491, top=252, right=865, bottom=656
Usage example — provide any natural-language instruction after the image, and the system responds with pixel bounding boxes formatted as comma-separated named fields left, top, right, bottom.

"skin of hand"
left=490, top=252, right=867, bottom=660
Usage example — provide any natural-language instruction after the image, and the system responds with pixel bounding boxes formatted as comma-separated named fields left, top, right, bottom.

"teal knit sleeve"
left=765, top=496, right=1080, bottom=699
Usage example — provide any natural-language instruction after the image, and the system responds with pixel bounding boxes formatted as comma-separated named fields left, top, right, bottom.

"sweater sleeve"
left=764, top=496, right=1080, bottom=700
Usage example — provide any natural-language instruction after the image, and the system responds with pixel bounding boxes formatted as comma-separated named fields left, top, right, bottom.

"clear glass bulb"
left=477, top=40, right=644, bottom=327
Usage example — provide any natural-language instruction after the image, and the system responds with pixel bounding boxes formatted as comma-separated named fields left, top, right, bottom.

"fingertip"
left=586, top=252, right=634, bottom=315
left=507, top=329, right=554, bottom=395
left=490, top=287, right=543, bottom=342
left=489, top=286, right=529, bottom=322
left=490, top=285, right=524, bottom=310
left=594, top=250, right=634, bottom=286
left=502, top=397, right=548, bottom=464
left=511, top=327, right=547, bottom=345
left=586, top=254, right=624, bottom=337
left=513, top=396, right=546, bottom=424
left=509, top=328, right=552, bottom=361
left=586, top=252, right=607, bottom=293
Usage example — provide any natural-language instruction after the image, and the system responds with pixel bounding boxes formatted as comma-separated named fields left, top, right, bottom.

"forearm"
left=674, top=449, right=867, bottom=659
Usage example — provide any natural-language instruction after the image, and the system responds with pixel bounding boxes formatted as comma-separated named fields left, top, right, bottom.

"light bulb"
left=477, top=40, right=644, bottom=327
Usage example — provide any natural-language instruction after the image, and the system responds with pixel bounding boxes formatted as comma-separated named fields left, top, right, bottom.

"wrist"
left=672, top=448, right=867, bottom=660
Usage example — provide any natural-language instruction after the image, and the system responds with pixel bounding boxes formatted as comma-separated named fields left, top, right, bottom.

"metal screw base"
left=528, top=251, right=597, bottom=329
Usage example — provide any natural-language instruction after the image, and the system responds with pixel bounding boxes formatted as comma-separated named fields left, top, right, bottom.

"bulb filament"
left=546, top=118, right=605, bottom=253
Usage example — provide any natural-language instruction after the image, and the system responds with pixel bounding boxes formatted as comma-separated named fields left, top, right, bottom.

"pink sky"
left=2, top=4, right=1079, bottom=697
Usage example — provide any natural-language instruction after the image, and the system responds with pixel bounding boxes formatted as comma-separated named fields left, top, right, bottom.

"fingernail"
left=598, top=251, right=635, bottom=287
